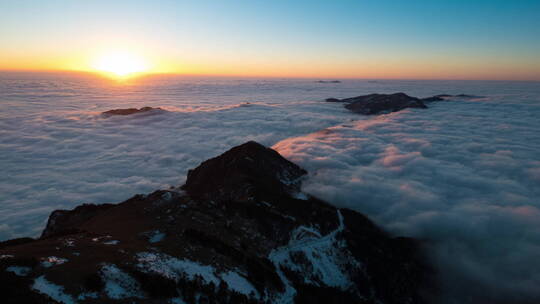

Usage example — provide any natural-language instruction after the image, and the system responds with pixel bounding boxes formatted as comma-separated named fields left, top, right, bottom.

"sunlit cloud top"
left=1, top=0, right=539, bottom=80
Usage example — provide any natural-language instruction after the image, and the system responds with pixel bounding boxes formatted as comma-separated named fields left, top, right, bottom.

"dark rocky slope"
left=0, top=141, right=430, bottom=304
left=326, top=92, right=482, bottom=115
left=102, top=107, right=164, bottom=116
left=342, top=93, right=427, bottom=114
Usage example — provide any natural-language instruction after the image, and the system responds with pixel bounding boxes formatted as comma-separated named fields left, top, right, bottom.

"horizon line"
left=1, top=68, right=539, bottom=83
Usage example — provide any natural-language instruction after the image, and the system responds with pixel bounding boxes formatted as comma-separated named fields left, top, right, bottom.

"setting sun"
left=92, top=52, right=149, bottom=77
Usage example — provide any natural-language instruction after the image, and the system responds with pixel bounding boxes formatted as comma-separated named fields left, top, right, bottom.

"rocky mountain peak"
left=325, top=92, right=482, bottom=115
left=182, top=141, right=307, bottom=202
left=342, top=93, right=427, bottom=115
left=0, top=141, right=430, bottom=304
left=101, top=107, right=164, bottom=116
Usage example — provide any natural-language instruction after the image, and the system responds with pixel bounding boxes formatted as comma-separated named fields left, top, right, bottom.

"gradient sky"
left=1, top=0, right=539, bottom=80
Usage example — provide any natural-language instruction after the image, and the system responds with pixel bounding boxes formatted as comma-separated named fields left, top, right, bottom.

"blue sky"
left=1, top=0, right=539, bottom=79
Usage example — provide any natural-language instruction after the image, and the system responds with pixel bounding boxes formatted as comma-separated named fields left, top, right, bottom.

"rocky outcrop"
left=420, top=95, right=446, bottom=102
left=454, top=94, right=484, bottom=98
left=182, top=141, right=306, bottom=202
left=421, top=94, right=484, bottom=103
left=41, top=203, right=116, bottom=238
left=102, top=106, right=163, bottom=116
left=0, top=141, right=430, bottom=304
left=326, top=92, right=484, bottom=115
left=342, top=93, right=427, bottom=115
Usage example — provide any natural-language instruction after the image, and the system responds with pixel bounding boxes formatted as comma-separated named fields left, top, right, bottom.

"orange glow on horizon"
left=1, top=1, right=539, bottom=82
left=0, top=51, right=539, bottom=81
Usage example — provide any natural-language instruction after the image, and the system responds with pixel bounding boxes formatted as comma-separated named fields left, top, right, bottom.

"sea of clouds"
left=274, top=95, right=540, bottom=303
left=1, top=72, right=539, bottom=302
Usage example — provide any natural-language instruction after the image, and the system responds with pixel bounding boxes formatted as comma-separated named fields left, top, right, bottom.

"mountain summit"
left=1, top=141, right=429, bottom=304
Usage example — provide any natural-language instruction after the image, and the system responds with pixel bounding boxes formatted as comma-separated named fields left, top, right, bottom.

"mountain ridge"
left=0, top=141, right=430, bottom=304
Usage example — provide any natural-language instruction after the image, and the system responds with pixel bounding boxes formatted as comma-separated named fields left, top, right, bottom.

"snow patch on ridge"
left=268, top=210, right=359, bottom=303
left=221, top=271, right=259, bottom=297
left=6, top=265, right=31, bottom=276
left=136, top=252, right=220, bottom=285
left=32, top=275, right=76, bottom=304
left=148, top=230, right=166, bottom=243
left=100, top=264, right=145, bottom=300
left=135, top=252, right=259, bottom=298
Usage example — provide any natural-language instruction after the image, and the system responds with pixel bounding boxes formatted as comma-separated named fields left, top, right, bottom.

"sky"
left=1, top=0, right=539, bottom=80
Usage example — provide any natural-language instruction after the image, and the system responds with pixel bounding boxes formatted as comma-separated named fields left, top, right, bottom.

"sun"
left=92, top=52, right=149, bottom=78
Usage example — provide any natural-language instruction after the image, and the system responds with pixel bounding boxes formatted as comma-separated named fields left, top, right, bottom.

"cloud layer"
left=1, top=74, right=365, bottom=239
left=274, top=95, right=540, bottom=303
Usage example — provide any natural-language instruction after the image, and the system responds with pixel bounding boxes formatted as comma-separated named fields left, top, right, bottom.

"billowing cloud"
left=0, top=78, right=352, bottom=240
left=274, top=96, right=540, bottom=303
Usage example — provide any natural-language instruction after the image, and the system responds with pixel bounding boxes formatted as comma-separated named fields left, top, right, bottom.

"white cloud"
left=273, top=96, right=540, bottom=303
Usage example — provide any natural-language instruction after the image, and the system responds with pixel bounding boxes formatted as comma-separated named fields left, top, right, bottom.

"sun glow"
left=92, top=52, right=149, bottom=78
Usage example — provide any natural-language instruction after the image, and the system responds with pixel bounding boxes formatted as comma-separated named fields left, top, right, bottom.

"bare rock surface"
left=343, top=93, right=428, bottom=115
left=102, top=106, right=164, bottom=116
left=326, top=92, right=484, bottom=115
left=182, top=141, right=307, bottom=202
left=316, top=80, right=341, bottom=83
